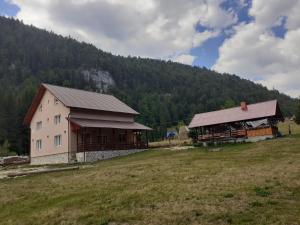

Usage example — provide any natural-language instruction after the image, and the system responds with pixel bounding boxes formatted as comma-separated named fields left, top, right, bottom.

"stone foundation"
left=76, top=149, right=147, bottom=163
left=31, top=153, right=69, bottom=165
left=246, top=135, right=274, bottom=143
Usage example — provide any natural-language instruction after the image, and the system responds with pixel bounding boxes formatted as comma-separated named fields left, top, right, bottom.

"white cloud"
left=11, top=0, right=236, bottom=61
left=213, top=0, right=300, bottom=97
left=173, top=54, right=196, bottom=65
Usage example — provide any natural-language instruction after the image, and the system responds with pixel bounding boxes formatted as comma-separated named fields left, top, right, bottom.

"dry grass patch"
left=0, top=136, right=300, bottom=225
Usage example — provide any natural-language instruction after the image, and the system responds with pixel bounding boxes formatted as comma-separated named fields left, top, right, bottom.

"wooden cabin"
left=188, top=100, right=284, bottom=143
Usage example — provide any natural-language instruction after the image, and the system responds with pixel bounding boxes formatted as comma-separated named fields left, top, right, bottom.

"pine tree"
left=295, top=100, right=300, bottom=124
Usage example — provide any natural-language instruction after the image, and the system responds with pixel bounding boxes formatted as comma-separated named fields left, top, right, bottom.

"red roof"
left=188, top=100, right=283, bottom=128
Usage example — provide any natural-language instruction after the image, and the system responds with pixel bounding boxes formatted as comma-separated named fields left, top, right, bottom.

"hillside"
left=1, top=135, right=300, bottom=224
left=0, top=16, right=297, bottom=154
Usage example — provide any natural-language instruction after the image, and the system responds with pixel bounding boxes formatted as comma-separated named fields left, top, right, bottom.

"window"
left=39, top=104, right=42, bottom=112
left=54, top=97, right=59, bottom=105
left=97, top=136, right=107, bottom=144
left=84, top=134, right=91, bottom=144
left=102, top=136, right=108, bottom=145
left=54, top=135, right=62, bottom=147
left=54, top=114, right=61, bottom=124
left=118, top=133, right=126, bottom=143
left=36, top=139, right=42, bottom=150
left=36, top=121, right=42, bottom=130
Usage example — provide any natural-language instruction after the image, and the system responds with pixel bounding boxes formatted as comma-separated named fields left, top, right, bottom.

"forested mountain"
left=0, top=16, right=297, bottom=154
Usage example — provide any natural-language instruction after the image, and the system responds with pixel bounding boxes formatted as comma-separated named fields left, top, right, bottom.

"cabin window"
left=102, top=136, right=108, bottom=145
left=36, top=139, right=42, bottom=150
left=54, top=114, right=61, bottom=124
left=118, top=133, right=126, bottom=143
left=54, top=97, right=59, bottom=105
left=84, top=134, right=91, bottom=144
left=36, top=121, right=42, bottom=130
left=54, top=135, right=62, bottom=147
left=97, top=136, right=107, bottom=144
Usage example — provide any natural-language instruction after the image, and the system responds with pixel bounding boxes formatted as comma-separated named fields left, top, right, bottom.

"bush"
left=188, top=129, right=198, bottom=143
left=224, top=193, right=234, bottom=198
left=0, top=140, right=16, bottom=157
left=254, top=187, right=272, bottom=197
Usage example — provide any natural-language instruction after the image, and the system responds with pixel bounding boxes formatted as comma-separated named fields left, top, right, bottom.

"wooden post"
left=146, top=131, right=149, bottom=148
left=133, top=131, right=135, bottom=148
left=76, top=129, right=78, bottom=152
left=83, top=129, right=86, bottom=163
left=99, top=128, right=102, bottom=150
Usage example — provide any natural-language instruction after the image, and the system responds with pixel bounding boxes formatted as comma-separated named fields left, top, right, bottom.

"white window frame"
left=36, top=139, right=42, bottom=150
left=36, top=121, right=42, bottom=130
left=54, top=114, right=61, bottom=125
left=54, top=135, right=62, bottom=148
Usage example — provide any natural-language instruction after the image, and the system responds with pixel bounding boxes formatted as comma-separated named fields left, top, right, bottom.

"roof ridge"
left=42, top=83, right=113, bottom=97
left=194, top=99, right=277, bottom=116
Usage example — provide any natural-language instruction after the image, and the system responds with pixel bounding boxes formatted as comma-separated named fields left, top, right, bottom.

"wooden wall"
left=246, top=127, right=275, bottom=137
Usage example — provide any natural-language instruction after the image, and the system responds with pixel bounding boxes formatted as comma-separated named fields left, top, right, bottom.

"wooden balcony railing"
left=198, top=129, right=247, bottom=141
left=77, top=142, right=147, bottom=152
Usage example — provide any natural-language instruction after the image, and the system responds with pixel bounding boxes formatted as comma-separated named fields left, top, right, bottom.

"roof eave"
left=23, top=85, right=46, bottom=125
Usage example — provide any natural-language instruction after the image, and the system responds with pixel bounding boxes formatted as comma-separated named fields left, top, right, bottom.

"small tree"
left=295, top=101, right=300, bottom=125
left=222, top=99, right=236, bottom=109
left=188, top=129, right=198, bottom=143
left=0, top=139, right=11, bottom=157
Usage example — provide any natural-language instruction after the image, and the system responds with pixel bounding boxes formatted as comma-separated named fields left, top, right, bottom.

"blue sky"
left=0, top=0, right=299, bottom=97
left=0, top=0, right=19, bottom=16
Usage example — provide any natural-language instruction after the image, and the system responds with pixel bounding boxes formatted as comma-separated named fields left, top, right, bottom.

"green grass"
left=1, top=135, right=300, bottom=225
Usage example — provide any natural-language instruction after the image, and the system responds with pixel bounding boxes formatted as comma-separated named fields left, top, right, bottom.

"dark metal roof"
left=70, top=118, right=152, bottom=130
left=24, top=83, right=139, bottom=125
left=188, top=100, right=284, bottom=128
left=43, top=84, right=139, bottom=115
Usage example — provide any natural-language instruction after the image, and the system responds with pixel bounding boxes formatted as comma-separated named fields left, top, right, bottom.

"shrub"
left=224, top=193, right=234, bottom=198
left=0, top=140, right=12, bottom=157
left=250, top=201, right=263, bottom=207
left=254, top=187, right=272, bottom=197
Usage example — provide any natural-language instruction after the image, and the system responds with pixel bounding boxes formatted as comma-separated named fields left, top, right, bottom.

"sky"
left=1, top=0, right=300, bottom=98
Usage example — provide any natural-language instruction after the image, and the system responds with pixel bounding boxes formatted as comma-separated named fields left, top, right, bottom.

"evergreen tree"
left=295, top=100, right=300, bottom=125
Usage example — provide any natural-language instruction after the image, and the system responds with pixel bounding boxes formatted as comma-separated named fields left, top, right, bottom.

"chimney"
left=241, top=102, right=247, bottom=111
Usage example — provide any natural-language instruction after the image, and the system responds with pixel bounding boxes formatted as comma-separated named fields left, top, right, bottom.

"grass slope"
left=1, top=136, right=300, bottom=225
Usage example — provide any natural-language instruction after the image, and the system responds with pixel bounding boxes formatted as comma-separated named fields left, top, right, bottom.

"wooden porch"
left=196, top=126, right=278, bottom=142
left=74, top=127, right=149, bottom=153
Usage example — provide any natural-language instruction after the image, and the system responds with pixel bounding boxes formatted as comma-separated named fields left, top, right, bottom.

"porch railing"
left=77, top=142, right=147, bottom=152
left=198, top=129, right=247, bottom=141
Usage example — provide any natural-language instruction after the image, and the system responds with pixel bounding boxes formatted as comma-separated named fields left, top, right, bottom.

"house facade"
left=188, top=100, right=284, bottom=143
left=24, top=84, right=151, bottom=165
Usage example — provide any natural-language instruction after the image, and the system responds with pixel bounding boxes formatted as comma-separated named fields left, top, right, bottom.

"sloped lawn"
left=1, top=136, right=300, bottom=225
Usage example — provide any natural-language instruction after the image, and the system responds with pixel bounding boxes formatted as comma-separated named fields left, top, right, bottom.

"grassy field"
left=1, top=135, right=300, bottom=225
left=278, top=120, right=300, bottom=135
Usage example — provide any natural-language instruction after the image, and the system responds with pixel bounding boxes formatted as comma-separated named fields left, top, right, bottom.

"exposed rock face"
left=82, top=69, right=115, bottom=92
